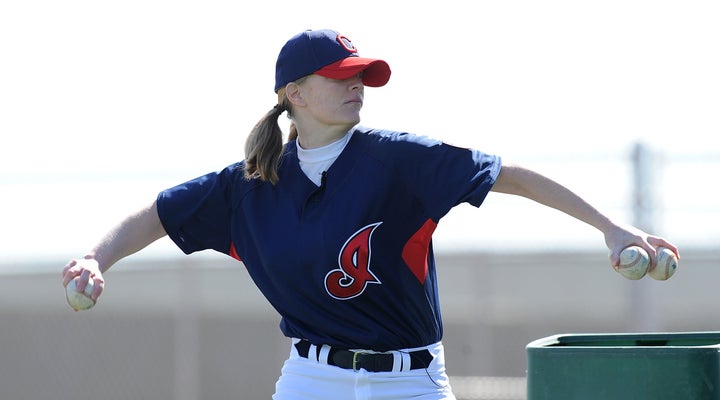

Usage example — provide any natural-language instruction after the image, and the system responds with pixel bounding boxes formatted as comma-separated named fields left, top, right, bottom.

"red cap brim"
left=315, top=57, right=391, bottom=87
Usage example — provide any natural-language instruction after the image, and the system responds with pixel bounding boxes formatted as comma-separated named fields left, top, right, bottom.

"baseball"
left=615, top=246, right=650, bottom=280
left=65, top=277, right=96, bottom=311
left=648, top=246, right=678, bottom=280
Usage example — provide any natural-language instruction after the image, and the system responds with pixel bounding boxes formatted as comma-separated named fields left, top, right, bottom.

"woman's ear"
left=285, top=82, right=306, bottom=107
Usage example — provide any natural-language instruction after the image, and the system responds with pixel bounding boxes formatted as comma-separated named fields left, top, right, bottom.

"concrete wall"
left=1, top=248, right=717, bottom=399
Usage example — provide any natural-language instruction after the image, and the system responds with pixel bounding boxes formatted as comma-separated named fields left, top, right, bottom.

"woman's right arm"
left=61, top=200, right=167, bottom=303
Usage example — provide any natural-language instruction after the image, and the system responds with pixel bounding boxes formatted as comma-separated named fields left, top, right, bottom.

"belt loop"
left=318, top=344, right=331, bottom=364
left=308, top=344, right=319, bottom=362
left=291, top=338, right=302, bottom=357
left=400, top=352, right=412, bottom=372
left=391, top=352, right=402, bottom=373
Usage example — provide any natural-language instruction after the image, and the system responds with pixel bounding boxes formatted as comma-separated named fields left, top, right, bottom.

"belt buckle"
left=351, top=351, right=372, bottom=372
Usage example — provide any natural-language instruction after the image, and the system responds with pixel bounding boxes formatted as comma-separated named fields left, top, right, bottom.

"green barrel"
left=526, top=331, right=720, bottom=400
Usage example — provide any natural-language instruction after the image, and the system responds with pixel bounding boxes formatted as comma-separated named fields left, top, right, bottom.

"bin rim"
left=527, top=331, right=720, bottom=349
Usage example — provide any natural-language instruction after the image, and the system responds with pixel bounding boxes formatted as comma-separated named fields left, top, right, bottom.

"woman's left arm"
left=490, top=163, right=679, bottom=266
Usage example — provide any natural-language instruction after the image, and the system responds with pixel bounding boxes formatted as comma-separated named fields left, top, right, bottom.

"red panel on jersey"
left=402, top=219, right=437, bottom=284
left=229, top=242, right=242, bottom=262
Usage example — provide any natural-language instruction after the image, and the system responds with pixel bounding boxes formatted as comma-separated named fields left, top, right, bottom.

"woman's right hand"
left=62, top=257, right=105, bottom=305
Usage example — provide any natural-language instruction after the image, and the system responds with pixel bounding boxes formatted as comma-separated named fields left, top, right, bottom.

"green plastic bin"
left=526, top=331, right=720, bottom=400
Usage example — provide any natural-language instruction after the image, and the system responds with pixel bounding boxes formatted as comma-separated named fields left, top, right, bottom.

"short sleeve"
left=370, top=131, right=502, bottom=220
left=156, top=163, right=243, bottom=255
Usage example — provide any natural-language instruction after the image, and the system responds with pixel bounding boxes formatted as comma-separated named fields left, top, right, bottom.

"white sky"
left=1, top=0, right=719, bottom=264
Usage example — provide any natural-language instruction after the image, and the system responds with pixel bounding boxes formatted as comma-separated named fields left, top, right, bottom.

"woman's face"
left=297, top=73, right=364, bottom=129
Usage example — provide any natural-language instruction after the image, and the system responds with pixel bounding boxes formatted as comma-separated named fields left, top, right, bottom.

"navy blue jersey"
left=157, top=127, right=501, bottom=351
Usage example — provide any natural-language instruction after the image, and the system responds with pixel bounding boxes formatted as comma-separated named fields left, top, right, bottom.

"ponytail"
left=245, top=78, right=306, bottom=184
left=244, top=97, right=290, bottom=184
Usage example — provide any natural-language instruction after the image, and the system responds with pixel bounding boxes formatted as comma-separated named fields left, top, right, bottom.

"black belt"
left=294, top=339, right=433, bottom=372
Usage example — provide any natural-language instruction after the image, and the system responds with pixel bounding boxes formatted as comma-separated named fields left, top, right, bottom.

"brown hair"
left=243, top=87, right=299, bottom=184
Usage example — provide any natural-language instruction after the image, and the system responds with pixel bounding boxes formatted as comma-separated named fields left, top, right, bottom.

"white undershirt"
left=296, top=129, right=354, bottom=186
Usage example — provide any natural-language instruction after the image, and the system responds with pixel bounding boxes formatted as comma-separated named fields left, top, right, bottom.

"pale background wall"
left=1, top=248, right=716, bottom=400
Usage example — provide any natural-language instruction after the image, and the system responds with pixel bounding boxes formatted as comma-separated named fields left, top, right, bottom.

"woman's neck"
left=296, top=123, right=355, bottom=149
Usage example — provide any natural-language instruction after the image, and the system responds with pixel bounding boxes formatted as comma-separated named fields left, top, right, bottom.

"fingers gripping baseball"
left=62, top=258, right=105, bottom=310
left=604, top=225, right=679, bottom=268
left=646, top=235, right=680, bottom=260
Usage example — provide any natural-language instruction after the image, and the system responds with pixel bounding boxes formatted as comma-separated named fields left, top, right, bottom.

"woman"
left=63, top=29, right=679, bottom=399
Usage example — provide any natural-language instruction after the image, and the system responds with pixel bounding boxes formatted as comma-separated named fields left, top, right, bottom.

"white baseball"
left=615, top=246, right=650, bottom=280
left=648, top=246, right=678, bottom=280
left=66, top=277, right=96, bottom=311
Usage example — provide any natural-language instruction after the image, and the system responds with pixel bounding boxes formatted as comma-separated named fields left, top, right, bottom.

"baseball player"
left=62, top=29, right=679, bottom=399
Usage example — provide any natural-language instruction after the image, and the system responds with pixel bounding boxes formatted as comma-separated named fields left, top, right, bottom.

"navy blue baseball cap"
left=274, top=29, right=391, bottom=93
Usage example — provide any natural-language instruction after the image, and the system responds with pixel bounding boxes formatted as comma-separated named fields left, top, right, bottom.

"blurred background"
left=1, top=0, right=718, bottom=399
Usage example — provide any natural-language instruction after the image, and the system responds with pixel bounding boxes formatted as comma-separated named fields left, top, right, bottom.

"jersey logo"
left=324, top=222, right=382, bottom=300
